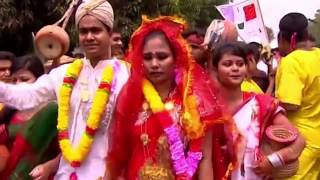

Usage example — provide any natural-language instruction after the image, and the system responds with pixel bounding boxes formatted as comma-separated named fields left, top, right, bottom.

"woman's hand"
left=253, top=155, right=273, bottom=176
left=268, top=69, right=276, bottom=85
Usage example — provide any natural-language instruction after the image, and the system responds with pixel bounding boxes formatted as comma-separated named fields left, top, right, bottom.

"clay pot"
left=261, top=125, right=299, bottom=179
left=35, top=25, right=70, bottom=60
left=265, top=125, right=298, bottom=148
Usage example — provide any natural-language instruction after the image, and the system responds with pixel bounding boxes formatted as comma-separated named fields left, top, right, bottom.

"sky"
left=258, top=0, right=320, bottom=34
left=231, top=0, right=320, bottom=45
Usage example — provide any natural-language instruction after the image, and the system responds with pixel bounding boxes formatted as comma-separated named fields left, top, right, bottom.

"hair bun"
left=279, top=12, right=308, bottom=33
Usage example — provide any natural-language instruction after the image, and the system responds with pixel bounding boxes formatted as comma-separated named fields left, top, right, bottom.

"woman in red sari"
left=107, top=16, right=222, bottom=180
left=204, top=42, right=305, bottom=180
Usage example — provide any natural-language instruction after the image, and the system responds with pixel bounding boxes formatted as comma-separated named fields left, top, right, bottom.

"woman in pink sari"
left=202, top=42, right=305, bottom=180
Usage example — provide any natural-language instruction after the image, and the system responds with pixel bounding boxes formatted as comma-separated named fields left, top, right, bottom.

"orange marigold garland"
left=57, top=59, right=114, bottom=180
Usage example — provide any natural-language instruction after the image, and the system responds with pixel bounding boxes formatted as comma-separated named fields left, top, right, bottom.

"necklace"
left=57, top=59, right=114, bottom=179
left=142, top=79, right=203, bottom=179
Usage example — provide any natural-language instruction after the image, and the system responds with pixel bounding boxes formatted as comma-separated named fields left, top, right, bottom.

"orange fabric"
left=0, top=145, right=9, bottom=171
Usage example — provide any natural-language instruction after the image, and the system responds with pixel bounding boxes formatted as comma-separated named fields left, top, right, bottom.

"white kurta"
left=0, top=58, right=130, bottom=180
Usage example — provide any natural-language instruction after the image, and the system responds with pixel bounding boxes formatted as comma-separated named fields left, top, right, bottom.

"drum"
left=35, top=25, right=70, bottom=60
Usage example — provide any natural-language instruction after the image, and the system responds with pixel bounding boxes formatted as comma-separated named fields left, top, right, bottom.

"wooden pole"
left=255, top=0, right=270, bottom=43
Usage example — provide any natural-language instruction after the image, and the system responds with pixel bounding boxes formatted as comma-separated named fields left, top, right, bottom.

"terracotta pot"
left=266, top=125, right=298, bottom=146
left=35, top=25, right=70, bottom=60
left=261, top=125, right=299, bottom=179
left=261, top=141, right=299, bottom=179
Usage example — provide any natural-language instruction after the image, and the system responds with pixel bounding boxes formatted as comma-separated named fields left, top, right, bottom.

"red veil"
left=107, top=16, right=223, bottom=178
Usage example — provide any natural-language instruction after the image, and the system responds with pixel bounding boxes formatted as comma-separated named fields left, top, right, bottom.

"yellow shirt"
left=276, top=48, right=320, bottom=147
left=241, top=79, right=263, bottom=93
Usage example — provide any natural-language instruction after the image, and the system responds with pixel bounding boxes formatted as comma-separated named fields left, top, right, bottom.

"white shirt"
left=0, top=58, right=130, bottom=180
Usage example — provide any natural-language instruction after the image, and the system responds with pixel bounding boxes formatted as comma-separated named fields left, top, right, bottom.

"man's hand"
left=29, top=163, right=51, bottom=180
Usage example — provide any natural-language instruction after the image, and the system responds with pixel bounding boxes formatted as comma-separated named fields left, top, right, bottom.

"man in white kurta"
left=0, top=0, right=130, bottom=179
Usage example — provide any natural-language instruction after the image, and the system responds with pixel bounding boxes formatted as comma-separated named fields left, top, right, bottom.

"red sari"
left=127, top=89, right=182, bottom=179
left=211, top=92, right=281, bottom=180
left=107, top=16, right=222, bottom=180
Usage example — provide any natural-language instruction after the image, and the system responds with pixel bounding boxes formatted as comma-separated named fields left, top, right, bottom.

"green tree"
left=265, top=26, right=275, bottom=42
left=0, top=0, right=71, bottom=55
left=109, top=0, right=227, bottom=45
left=309, top=9, right=320, bottom=47
left=0, top=0, right=227, bottom=55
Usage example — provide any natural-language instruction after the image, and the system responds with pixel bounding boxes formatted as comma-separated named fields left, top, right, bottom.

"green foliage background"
left=309, top=9, right=320, bottom=47
left=0, top=0, right=227, bottom=55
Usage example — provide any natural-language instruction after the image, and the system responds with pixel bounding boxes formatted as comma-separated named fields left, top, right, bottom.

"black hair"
left=211, top=42, right=247, bottom=68
left=0, top=51, right=15, bottom=62
left=279, top=12, right=309, bottom=43
left=308, top=33, right=316, bottom=42
left=248, top=42, right=262, bottom=51
left=182, top=28, right=205, bottom=39
left=112, top=24, right=121, bottom=34
left=11, top=54, right=45, bottom=78
left=246, top=43, right=261, bottom=63
left=144, top=31, right=176, bottom=57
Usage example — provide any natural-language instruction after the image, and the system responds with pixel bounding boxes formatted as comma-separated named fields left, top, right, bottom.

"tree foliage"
left=0, top=0, right=71, bottom=55
left=265, top=26, right=274, bottom=42
left=109, top=0, right=227, bottom=44
left=309, top=9, right=320, bottom=47
left=0, top=0, right=227, bottom=55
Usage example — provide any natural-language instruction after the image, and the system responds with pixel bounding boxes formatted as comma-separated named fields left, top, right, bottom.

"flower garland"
left=142, top=79, right=203, bottom=179
left=57, top=59, right=114, bottom=177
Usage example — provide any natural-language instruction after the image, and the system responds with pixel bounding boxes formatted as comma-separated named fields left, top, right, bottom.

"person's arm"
left=106, top=113, right=129, bottom=179
left=0, top=66, right=63, bottom=110
left=272, top=113, right=306, bottom=162
left=275, top=56, right=305, bottom=112
left=253, top=112, right=305, bottom=176
left=0, top=145, right=9, bottom=172
left=265, top=68, right=275, bottom=96
left=198, top=131, right=213, bottom=180
left=29, top=154, right=61, bottom=180
left=280, top=103, right=299, bottom=111
left=106, top=107, right=130, bottom=179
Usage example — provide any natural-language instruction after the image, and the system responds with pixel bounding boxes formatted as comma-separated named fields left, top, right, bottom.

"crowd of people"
left=0, top=0, right=319, bottom=180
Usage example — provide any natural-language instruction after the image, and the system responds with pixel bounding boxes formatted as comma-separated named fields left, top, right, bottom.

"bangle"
left=277, top=152, right=285, bottom=164
left=267, top=153, right=284, bottom=168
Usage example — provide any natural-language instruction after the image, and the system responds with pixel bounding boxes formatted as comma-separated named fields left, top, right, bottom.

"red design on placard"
left=243, top=3, right=256, bottom=21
